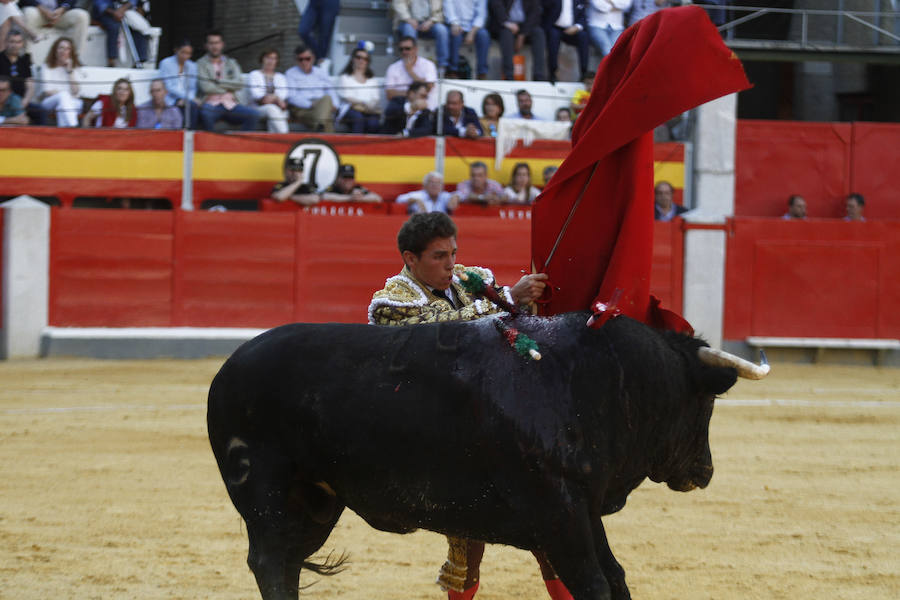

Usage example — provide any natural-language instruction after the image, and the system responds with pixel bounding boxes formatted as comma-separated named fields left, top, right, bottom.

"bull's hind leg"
left=226, top=444, right=344, bottom=600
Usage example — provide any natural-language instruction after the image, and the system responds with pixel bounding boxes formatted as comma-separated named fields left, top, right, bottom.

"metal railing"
left=718, top=3, right=900, bottom=48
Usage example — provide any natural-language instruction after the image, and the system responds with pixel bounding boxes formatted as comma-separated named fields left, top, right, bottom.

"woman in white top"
left=39, top=36, right=85, bottom=128
left=503, top=162, right=542, bottom=205
left=248, top=48, right=289, bottom=133
left=588, top=0, right=633, bottom=59
left=336, top=47, right=381, bottom=134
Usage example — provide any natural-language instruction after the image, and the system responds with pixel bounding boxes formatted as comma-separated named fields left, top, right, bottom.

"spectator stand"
left=26, top=22, right=160, bottom=68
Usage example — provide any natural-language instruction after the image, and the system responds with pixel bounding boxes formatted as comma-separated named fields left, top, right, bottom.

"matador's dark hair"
left=397, top=212, right=457, bottom=256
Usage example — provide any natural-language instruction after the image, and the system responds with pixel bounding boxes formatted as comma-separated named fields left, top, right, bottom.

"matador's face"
left=404, top=236, right=457, bottom=291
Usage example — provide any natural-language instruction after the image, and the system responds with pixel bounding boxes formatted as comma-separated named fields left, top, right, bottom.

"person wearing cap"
left=322, top=164, right=383, bottom=203
left=271, top=156, right=321, bottom=206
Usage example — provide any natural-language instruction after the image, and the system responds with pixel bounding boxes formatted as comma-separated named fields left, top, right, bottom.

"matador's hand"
left=510, top=273, right=548, bottom=306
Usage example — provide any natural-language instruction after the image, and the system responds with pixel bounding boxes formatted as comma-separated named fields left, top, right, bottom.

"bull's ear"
left=703, top=366, right=738, bottom=397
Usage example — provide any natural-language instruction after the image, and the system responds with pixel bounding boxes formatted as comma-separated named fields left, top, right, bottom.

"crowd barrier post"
left=181, top=130, right=195, bottom=211
left=0, top=197, right=50, bottom=359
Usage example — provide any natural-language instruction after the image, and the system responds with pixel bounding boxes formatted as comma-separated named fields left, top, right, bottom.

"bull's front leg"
left=589, top=516, right=630, bottom=600
left=540, top=501, right=613, bottom=600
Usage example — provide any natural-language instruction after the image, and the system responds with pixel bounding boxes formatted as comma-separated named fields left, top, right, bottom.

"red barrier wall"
left=735, top=120, right=900, bottom=219
left=47, top=210, right=683, bottom=327
left=735, top=121, right=852, bottom=218
left=724, top=217, right=900, bottom=340
left=849, top=122, right=900, bottom=219
left=0, top=208, right=4, bottom=329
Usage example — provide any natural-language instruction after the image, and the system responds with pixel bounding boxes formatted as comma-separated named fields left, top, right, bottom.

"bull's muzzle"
left=697, top=347, right=770, bottom=380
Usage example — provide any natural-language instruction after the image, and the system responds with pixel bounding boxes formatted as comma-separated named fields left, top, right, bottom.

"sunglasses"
left=399, top=46, right=414, bottom=51
left=297, top=56, right=313, bottom=63
left=353, top=54, right=369, bottom=61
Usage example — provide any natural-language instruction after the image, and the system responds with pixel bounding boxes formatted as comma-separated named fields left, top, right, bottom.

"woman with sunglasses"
left=336, top=47, right=381, bottom=134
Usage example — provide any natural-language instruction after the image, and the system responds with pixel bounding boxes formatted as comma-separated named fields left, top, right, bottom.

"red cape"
left=531, top=6, right=751, bottom=332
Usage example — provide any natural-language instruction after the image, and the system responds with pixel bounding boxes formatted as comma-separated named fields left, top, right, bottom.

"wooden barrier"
left=724, top=217, right=900, bottom=340
left=47, top=209, right=684, bottom=327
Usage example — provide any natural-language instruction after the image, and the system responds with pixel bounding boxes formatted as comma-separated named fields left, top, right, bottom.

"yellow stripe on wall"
left=0, top=149, right=182, bottom=179
left=654, top=161, right=685, bottom=188
left=0, top=148, right=685, bottom=190
left=193, top=152, right=438, bottom=183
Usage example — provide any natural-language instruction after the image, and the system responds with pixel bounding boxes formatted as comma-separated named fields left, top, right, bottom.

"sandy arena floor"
left=1, top=358, right=898, bottom=599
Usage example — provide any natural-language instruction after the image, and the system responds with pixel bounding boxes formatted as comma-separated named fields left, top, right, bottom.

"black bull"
left=207, top=312, right=740, bottom=600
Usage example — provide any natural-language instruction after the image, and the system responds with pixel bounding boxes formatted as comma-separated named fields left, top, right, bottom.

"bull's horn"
left=698, top=347, right=770, bottom=380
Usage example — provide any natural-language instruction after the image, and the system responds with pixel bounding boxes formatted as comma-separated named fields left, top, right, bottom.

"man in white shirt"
left=587, top=0, right=632, bottom=59
left=21, top=0, right=89, bottom=53
left=384, top=35, right=439, bottom=110
left=396, top=171, right=458, bottom=214
left=285, top=43, right=339, bottom=132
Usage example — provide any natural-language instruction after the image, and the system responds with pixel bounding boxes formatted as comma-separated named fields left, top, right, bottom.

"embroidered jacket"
left=368, top=264, right=514, bottom=326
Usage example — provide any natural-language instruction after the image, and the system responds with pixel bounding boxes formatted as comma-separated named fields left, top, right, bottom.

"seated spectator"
left=479, top=92, right=504, bottom=137
left=286, top=43, right=338, bottom=133
left=137, top=78, right=183, bottom=129
left=0, top=28, right=47, bottom=124
left=384, top=36, right=438, bottom=110
left=0, top=2, right=43, bottom=51
left=844, top=192, right=866, bottom=222
left=271, top=156, right=321, bottom=206
left=544, top=0, right=590, bottom=83
left=542, top=164, right=558, bottom=186
left=626, top=0, right=671, bottom=27
left=393, top=0, right=450, bottom=74
left=38, top=36, right=83, bottom=127
left=21, top=0, right=88, bottom=54
left=248, top=48, right=289, bottom=133
left=556, top=106, right=572, bottom=121
left=508, top=89, right=540, bottom=119
left=382, top=80, right=434, bottom=137
left=445, top=0, right=490, bottom=79
left=336, top=44, right=381, bottom=134
left=297, top=0, right=339, bottom=64
left=0, top=73, right=28, bottom=124
left=488, top=0, right=547, bottom=81
left=158, top=38, right=199, bottom=129
left=455, top=160, right=503, bottom=204
left=91, top=0, right=149, bottom=67
left=588, top=0, right=632, bottom=62
left=438, top=89, right=481, bottom=138
left=82, top=77, right=136, bottom=128
left=322, top=164, right=383, bottom=203
left=503, top=162, right=541, bottom=204
left=396, top=170, right=457, bottom=214
left=782, top=194, right=806, bottom=220
left=653, top=180, right=688, bottom=221
left=197, top=30, right=257, bottom=131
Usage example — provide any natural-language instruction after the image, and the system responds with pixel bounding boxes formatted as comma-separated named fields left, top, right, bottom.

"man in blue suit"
left=437, top=90, right=483, bottom=138
left=543, top=0, right=590, bottom=83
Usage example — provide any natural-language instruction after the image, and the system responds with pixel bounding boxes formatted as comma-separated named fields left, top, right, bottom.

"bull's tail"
left=300, top=550, right=348, bottom=578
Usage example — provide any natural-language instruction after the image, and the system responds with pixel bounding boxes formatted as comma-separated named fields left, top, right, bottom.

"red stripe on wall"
left=2, top=177, right=182, bottom=208
left=2, top=126, right=183, bottom=151
left=653, top=142, right=685, bottom=162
